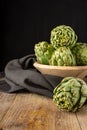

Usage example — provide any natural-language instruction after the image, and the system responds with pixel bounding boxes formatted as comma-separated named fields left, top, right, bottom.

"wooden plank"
left=55, top=110, right=81, bottom=130
left=0, top=92, right=16, bottom=122
left=0, top=93, right=83, bottom=130
left=0, top=93, right=56, bottom=130
left=76, top=105, right=87, bottom=130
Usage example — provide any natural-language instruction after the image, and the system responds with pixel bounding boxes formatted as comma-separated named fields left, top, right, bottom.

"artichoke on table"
left=53, top=77, right=87, bottom=112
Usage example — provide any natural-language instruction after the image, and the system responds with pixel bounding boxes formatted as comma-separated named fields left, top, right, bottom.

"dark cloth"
left=0, top=54, right=63, bottom=98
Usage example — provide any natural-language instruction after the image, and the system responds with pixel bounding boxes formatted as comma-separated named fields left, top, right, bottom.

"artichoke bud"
left=53, top=77, right=87, bottom=112
left=49, top=46, right=76, bottom=66
left=34, top=41, right=55, bottom=64
left=50, top=25, right=77, bottom=49
left=72, top=42, right=87, bottom=65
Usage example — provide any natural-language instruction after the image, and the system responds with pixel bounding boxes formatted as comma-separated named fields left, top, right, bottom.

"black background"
left=1, top=0, right=87, bottom=71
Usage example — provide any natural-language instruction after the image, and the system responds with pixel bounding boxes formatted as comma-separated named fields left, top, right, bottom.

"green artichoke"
left=53, top=77, right=87, bottom=112
left=72, top=42, right=87, bottom=65
left=50, top=25, right=77, bottom=49
left=49, top=46, right=76, bottom=66
left=34, top=41, right=55, bottom=64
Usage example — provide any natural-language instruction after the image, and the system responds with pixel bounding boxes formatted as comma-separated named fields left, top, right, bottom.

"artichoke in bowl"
left=34, top=41, right=55, bottom=65
left=72, top=42, right=87, bottom=65
left=50, top=25, right=77, bottom=49
left=53, top=77, right=87, bottom=112
left=49, top=46, right=76, bottom=66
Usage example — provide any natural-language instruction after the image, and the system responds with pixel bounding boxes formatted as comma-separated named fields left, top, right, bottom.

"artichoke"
left=49, top=46, right=76, bottom=66
left=34, top=41, right=55, bottom=64
left=53, top=77, right=87, bottom=112
left=72, top=42, right=87, bottom=65
left=50, top=25, right=77, bottom=49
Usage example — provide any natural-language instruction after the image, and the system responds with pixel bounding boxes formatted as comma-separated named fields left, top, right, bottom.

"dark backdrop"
left=1, top=0, right=87, bottom=71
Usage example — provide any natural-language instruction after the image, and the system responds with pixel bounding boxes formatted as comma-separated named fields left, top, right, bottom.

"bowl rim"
left=33, top=62, right=87, bottom=70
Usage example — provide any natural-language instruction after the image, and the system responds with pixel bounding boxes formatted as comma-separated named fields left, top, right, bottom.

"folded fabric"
left=0, top=54, right=63, bottom=98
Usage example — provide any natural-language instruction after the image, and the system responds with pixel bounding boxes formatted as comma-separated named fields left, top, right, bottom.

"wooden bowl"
left=33, top=62, right=87, bottom=80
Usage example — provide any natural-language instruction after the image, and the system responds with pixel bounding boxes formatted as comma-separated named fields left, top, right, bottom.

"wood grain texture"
left=0, top=92, right=87, bottom=130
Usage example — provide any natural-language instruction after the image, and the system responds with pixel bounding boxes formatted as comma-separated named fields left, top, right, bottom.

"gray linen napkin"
left=0, top=54, right=63, bottom=98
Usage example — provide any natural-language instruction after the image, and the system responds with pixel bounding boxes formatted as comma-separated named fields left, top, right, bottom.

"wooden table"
left=0, top=91, right=87, bottom=130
